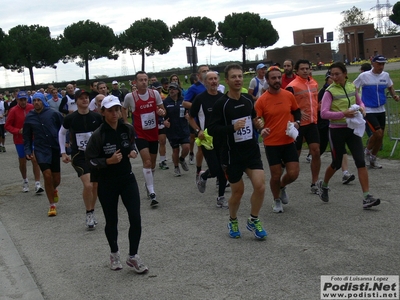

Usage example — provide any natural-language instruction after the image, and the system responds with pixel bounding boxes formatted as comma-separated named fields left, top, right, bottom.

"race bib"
left=141, top=111, right=156, bottom=130
left=180, top=106, right=185, bottom=118
left=76, top=132, right=92, bottom=151
left=232, top=116, right=253, bottom=143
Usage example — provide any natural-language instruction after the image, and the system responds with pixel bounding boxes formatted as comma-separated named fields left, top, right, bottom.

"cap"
left=112, top=80, right=118, bottom=85
left=75, top=89, right=90, bottom=99
left=17, top=91, right=28, bottom=99
left=168, top=82, right=181, bottom=90
left=325, top=70, right=331, bottom=79
left=160, top=77, right=169, bottom=84
left=256, top=63, right=267, bottom=71
left=151, top=82, right=162, bottom=89
left=372, top=55, right=387, bottom=63
left=120, top=83, right=125, bottom=87
left=101, top=95, right=121, bottom=109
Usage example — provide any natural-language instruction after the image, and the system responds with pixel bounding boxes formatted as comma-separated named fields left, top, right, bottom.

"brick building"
left=265, top=28, right=333, bottom=65
left=338, top=23, right=400, bottom=61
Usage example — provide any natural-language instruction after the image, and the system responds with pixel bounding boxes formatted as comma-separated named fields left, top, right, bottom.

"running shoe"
left=305, top=153, right=312, bottom=163
left=159, top=161, right=169, bottom=170
left=86, top=212, right=96, bottom=230
left=189, top=153, right=194, bottom=165
left=179, top=159, right=189, bottom=171
left=310, top=183, right=319, bottom=195
left=279, top=186, right=289, bottom=204
left=246, top=218, right=267, bottom=239
left=53, top=189, right=59, bottom=203
left=174, top=167, right=181, bottom=177
left=1, top=146, right=5, bottom=152
left=110, top=252, right=123, bottom=271
left=216, top=196, right=228, bottom=208
left=22, top=182, right=29, bottom=193
left=363, top=194, right=381, bottom=209
left=197, top=171, right=206, bottom=193
left=48, top=205, right=57, bottom=217
left=93, top=211, right=98, bottom=225
left=126, top=254, right=148, bottom=274
left=342, top=173, right=355, bottom=184
left=369, top=155, right=382, bottom=169
left=317, top=180, right=329, bottom=202
left=149, top=193, right=158, bottom=207
left=227, top=219, right=241, bottom=238
left=272, top=199, right=284, bottom=213
left=35, top=183, right=44, bottom=194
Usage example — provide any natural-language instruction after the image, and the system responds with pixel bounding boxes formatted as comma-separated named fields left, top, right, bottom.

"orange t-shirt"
left=255, top=89, right=299, bottom=146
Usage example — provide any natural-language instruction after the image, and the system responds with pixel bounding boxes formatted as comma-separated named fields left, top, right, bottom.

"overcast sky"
left=0, top=0, right=383, bottom=88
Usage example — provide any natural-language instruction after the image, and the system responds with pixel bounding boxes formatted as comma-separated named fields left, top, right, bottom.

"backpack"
left=252, top=77, right=260, bottom=97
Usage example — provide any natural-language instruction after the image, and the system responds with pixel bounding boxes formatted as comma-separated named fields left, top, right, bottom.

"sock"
left=190, top=152, right=194, bottom=156
left=201, top=170, right=209, bottom=180
left=151, top=168, right=155, bottom=177
left=250, top=214, right=258, bottom=221
left=35, top=181, right=40, bottom=186
left=196, top=166, right=201, bottom=174
left=23, top=178, right=28, bottom=183
left=160, top=156, right=166, bottom=163
left=179, top=156, right=184, bottom=162
left=343, top=170, right=349, bottom=176
left=229, top=217, right=237, bottom=222
left=143, top=168, right=155, bottom=194
left=86, top=209, right=94, bottom=214
left=322, top=182, right=329, bottom=188
left=363, top=192, right=369, bottom=198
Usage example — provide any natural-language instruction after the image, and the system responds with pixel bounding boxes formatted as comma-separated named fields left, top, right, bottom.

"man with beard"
left=281, top=59, right=297, bottom=89
left=23, top=93, right=63, bottom=217
left=255, top=67, right=301, bottom=213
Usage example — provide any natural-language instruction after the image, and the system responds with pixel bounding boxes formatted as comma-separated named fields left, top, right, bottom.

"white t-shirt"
left=249, top=77, right=266, bottom=98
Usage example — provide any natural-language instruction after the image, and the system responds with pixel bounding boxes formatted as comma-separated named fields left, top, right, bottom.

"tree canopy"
left=2, top=25, right=60, bottom=89
left=62, top=20, right=118, bottom=85
left=390, top=2, right=400, bottom=26
left=217, top=12, right=279, bottom=69
left=171, top=16, right=216, bottom=72
left=118, top=18, right=172, bottom=72
left=336, top=6, right=373, bottom=41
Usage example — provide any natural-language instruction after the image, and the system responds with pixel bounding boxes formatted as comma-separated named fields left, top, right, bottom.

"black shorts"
left=72, top=151, right=90, bottom=177
left=0, top=124, right=5, bottom=138
left=158, top=127, right=166, bottom=135
left=38, top=148, right=61, bottom=173
left=135, top=138, right=158, bottom=154
left=226, top=145, right=263, bottom=184
left=295, top=123, right=320, bottom=150
left=365, top=112, right=386, bottom=132
left=264, top=143, right=299, bottom=166
left=168, top=137, right=190, bottom=149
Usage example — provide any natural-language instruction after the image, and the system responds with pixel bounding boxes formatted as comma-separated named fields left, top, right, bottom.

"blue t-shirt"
left=184, top=82, right=206, bottom=103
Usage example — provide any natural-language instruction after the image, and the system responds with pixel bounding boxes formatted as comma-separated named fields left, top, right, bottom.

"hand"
left=233, top=118, right=246, bottom=131
left=19, top=128, right=23, bottom=134
left=128, top=150, right=138, bottom=159
left=26, top=154, right=34, bottom=161
left=343, top=109, right=357, bottom=118
left=62, top=153, right=71, bottom=164
left=253, top=117, right=264, bottom=130
left=394, top=95, right=399, bottom=102
left=197, top=130, right=205, bottom=140
left=260, top=128, right=270, bottom=138
left=157, top=108, right=166, bottom=116
left=164, top=118, right=170, bottom=128
left=108, top=149, right=122, bottom=164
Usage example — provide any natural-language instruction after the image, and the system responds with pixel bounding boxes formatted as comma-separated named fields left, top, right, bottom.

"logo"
left=321, top=275, right=399, bottom=299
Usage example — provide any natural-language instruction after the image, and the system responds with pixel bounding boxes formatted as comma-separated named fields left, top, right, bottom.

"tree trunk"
left=242, top=44, right=247, bottom=71
left=85, top=53, right=90, bottom=86
left=29, top=66, right=35, bottom=90
left=192, top=46, right=197, bottom=73
left=141, top=48, right=145, bottom=71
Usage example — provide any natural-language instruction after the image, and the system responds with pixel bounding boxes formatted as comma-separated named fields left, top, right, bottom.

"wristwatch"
left=195, top=128, right=200, bottom=136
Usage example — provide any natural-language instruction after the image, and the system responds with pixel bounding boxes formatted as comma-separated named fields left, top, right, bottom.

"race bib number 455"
left=232, top=116, right=253, bottom=143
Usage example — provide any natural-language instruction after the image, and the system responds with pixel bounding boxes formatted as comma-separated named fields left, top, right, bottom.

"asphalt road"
left=0, top=132, right=399, bottom=299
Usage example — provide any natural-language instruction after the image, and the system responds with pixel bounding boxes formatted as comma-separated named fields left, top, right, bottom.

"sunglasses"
left=267, top=66, right=281, bottom=72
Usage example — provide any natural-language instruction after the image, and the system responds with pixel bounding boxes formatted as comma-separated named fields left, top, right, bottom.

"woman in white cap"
left=85, top=95, right=148, bottom=273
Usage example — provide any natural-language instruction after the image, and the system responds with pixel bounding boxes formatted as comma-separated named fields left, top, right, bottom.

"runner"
left=59, top=90, right=103, bottom=230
